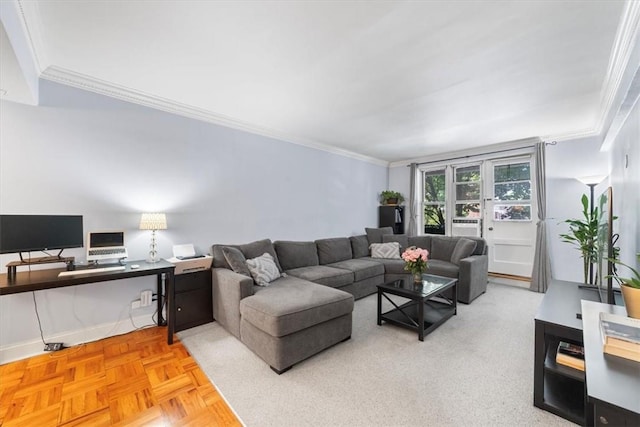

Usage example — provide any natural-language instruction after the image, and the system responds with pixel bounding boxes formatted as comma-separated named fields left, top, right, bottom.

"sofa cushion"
left=427, top=259, right=460, bottom=278
left=240, top=276, right=354, bottom=337
left=212, top=239, right=283, bottom=272
left=238, top=239, right=283, bottom=272
left=274, top=241, right=319, bottom=271
left=365, top=227, right=394, bottom=245
left=370, top=242, right=401, bottom=259
left=450, top=238, right=477, bottom=265
left=408, top=235, right=432, bottom=252
left=467, top=236, right=487, bottom=255
left=246, top=253, right=281, bottom=287
left=222, top=246, right=251, bottom=277
left=350, top=235, right=370, bottom=258
left=328, top=258, right=385, bottom=282
left=315, top=238, right=353, bottom=265
left=286, top=265, right=353, bottom=288
left=429, top=236, right=458, bottom=261
left=211, top=244, right=232, bottom=269
left=360, top=257, right=406, bottom=275
left=382, top=234, right=409, bottom=252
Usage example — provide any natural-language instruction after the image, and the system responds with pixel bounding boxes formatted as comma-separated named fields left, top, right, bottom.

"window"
left=493, top=161, right=531, bottom=221
left=454, top=165, right=481, bottom=218
left=423, top=169, right=446, bottom=234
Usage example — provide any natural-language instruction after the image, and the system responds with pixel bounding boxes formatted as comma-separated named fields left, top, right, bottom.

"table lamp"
left=139, top=213, right=167, bottom=263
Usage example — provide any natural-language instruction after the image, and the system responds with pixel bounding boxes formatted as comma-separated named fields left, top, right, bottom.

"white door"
left=482, top=157, right=537, bottom=277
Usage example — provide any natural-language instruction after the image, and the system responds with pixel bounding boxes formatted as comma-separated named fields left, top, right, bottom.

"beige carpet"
left=179, top=282, right=573, bottom=426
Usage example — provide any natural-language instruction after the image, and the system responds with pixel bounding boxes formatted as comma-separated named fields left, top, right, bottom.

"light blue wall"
left=608, top=100, right=640, bottom=272
left=546, top=135, right=609, bottom=282
left=0, top=80, right=388, bottom=357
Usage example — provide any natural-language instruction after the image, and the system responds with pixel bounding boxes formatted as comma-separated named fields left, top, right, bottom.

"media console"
left=0, top=260, right=177, bottom=345
left=534, top=279, right=640, bottom=426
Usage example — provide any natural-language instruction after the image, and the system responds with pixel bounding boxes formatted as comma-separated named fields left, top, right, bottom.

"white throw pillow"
left=246, top=252, right=281, bottom=286
left=370, top=242, right=401, bottom=259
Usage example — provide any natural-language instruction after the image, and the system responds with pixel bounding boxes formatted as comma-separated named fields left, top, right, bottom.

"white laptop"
left=86, top=231, right=128, bottom=262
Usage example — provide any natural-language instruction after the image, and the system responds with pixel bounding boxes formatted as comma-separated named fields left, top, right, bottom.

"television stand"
left=6, top=254, right=75, bottom=278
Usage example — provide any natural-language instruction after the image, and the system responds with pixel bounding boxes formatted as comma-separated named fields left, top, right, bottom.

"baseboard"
left=0, top=313, right=156, bottom=364
left=489, top=273, right=531, bottom=289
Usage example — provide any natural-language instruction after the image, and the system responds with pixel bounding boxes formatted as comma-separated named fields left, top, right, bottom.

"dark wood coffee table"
left=377, top=273, right=457, bottom=341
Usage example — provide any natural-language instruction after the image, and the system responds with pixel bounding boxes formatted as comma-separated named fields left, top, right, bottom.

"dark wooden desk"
left=581, top=300, right=640, bottom=425
left=0, top=260, right=177, bottom=344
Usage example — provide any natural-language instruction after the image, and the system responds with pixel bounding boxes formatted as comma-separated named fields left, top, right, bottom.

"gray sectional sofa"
left=210, top=228, right=488, bottom=373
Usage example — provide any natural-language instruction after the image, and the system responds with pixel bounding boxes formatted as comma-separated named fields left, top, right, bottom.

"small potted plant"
left=380, top=190, right=404, bottom=205
left=612, top=255, right=640, bottom=319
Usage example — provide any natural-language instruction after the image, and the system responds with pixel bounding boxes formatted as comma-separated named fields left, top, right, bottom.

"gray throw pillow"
left=370, top=242, right=401, bottom=259
left=382, top=234, right=409, bottom=252
left=365, top=227, right=394, bottom=245
left=246, top=253, right=281, bottom=286
left=222, top=246, right=251, bottom=277
left=450, top=238, right=478, bottom=265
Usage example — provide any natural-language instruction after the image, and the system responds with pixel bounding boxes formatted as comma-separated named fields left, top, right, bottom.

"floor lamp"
left=139, top=213, right=167, bottom=263
left=576, top=175, right=606, bottom=285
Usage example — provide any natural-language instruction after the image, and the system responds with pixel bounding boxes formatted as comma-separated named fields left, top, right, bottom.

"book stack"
left=556, top=341, right=585, bottom=371
left=599, top=312, right=640, bottom=363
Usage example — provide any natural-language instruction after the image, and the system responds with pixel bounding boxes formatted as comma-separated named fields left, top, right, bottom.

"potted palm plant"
left=559, top=194, right=599, bottom=284
left=611, top=255, right=640, bottom=319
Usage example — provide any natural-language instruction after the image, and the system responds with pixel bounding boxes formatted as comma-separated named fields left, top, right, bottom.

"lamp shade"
left=139, top=213, right=167, bottom=230
left=576, top=175, right=607, bottom=186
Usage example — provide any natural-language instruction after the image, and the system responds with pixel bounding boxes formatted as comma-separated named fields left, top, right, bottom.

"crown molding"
left=388, top=137, right=541, bottom=168
left=12, top=0, right=46, bottom=73
left=40, top=66, right=389, bottom=167
left=543, top=126, right=600, bottom=143
left=594, top=0, right=640, bottom=135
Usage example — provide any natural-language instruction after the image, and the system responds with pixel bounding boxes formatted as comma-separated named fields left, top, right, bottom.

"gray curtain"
left=530, top=142, right=552, bottom=292
left=408, top=163, right=418, bottom=236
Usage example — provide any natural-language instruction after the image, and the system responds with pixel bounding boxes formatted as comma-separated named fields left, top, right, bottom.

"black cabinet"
left=581, top=300, right=640, bottom=427
left=534, top=280, right=599, bottom=426
left=174, top=269, right=213, bottom=332
left=379, top=205, right=404, bottom=234
left=594, top=401, right=640, bottom=426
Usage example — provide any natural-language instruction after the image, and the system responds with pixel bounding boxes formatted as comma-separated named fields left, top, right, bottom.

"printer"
left=167, top=244, right=212, bottom=275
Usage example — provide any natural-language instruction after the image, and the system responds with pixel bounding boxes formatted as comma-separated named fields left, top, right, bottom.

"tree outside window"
left=455, top=165, right=481, bottom=218
left=424, top=169, right=446, bottom=234
left=493, top=162, right=531, bottom=221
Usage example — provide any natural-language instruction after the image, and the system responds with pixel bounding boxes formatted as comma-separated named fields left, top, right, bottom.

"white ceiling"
left=3, top=1, right=635, bottom=162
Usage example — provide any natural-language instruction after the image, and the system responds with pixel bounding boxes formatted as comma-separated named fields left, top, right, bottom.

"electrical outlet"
left=131, top=299, right=141, bottom=309
left=44, top=343, right=64, bottom=351
left=141, top=290, right=153, bottom=307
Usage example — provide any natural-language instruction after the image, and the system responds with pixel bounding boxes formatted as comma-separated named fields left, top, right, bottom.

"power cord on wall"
left=31, top=291, right=47, bottom=346
left=32, top=291, right=65, bottom=352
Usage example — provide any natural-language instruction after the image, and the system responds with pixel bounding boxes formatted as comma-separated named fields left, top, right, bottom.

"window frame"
left=491, top=158, right=533, bottom=222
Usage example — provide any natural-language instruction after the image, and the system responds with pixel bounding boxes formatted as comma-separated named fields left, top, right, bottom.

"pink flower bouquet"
left=401, top=246, right=429, bottom=276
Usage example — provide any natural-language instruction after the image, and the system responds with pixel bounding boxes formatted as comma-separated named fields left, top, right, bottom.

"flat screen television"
left=594, top=187, right=616, bottom=305
left=0, top=215, right=84, bottom=256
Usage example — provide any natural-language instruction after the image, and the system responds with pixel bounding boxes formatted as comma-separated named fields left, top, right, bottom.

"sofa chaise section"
left=211, top=239, right=354, bottom=374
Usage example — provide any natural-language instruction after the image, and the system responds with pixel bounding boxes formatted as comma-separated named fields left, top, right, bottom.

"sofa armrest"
left=458, top=254, right=488, bottom=304
left=212, top=268, right=254, bottom=339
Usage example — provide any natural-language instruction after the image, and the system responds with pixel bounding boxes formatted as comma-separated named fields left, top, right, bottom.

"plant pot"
left=620, top=284, right=640, bottom=319
left=385, top=198, right=398, bottom=205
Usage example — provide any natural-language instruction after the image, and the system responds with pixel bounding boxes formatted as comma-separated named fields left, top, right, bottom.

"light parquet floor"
left=0, top=327, right=242, bottom=426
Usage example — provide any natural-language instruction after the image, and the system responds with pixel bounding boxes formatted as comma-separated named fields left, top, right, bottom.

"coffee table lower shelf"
left=378, top=299, right=455, bottom=341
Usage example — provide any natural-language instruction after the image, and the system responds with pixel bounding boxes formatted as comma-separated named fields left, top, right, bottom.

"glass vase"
left=413, top=272, right=423, bottom=284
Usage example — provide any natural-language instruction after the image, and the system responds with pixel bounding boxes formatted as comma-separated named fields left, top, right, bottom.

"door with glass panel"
left=483, top=157, right=537, bottom=277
